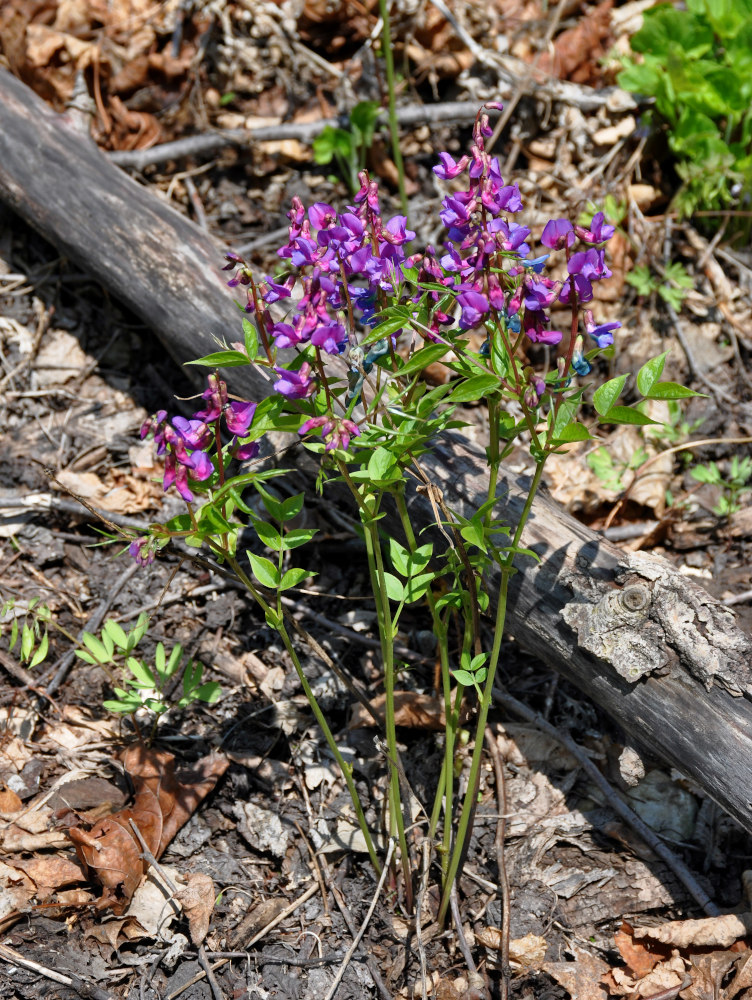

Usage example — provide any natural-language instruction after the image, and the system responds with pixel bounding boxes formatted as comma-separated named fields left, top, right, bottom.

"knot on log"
left=561, top=582, right=669, bottom=683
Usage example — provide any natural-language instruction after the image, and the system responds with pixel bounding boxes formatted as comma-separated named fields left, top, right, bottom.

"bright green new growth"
left=313, top=101, right=383, bottom=194
left=691, top=454, right=752, bottom=516
left=625, top=262, right=694, bottom=311
left=1, top=597, right=51, bottom=670
left=618, top=0, right=752, bottom=226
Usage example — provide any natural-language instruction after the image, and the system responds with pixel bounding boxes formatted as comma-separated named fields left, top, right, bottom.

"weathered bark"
left=2, top=69, right=751, bottom=832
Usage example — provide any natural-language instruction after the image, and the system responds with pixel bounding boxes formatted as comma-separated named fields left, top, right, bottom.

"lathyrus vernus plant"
left=129, top=104, right=699, bottom=922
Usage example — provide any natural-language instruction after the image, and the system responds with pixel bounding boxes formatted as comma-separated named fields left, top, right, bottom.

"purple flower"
left=433, top=152, right=470, bottom=180
left=584, top=310, right=621, bottom=348
left=300, top=415, right=361, bottom=452
left=129, top=536, right=155, bottom=567
left=234, top=440, right=260, bottom=461
left=308, top=202, right=337, bottom=230
left=523, top=276, right=558, bottom=311
left=523, top=311, right=562, bottom=345
left=541, top=219, right=575, bottom=250
left=225, top=400, right=257, bottom=436
left=457, top=289, right=489, bottom=329
left=575, top=211, right=615, bottom=245
left=262, top=278, right=293, bottom=303
left=172, top=417, right=212, bottom=450
left=273, top=362, right=315, bottom=399
left=311, top=320, right=347, bottom=355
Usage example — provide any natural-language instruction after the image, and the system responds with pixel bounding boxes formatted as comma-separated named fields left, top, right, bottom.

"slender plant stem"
left=377, top=0, right=408, bottom=218
left=362, top=509, right=413, bottom=910
left=437, top=456, right=547, bottom=925
left=221, top=550, right=382, bottom=876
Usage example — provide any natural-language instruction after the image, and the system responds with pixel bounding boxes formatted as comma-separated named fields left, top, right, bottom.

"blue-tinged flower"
left=571, top=336, right=592, bottom=376
left=311, top=320, right=347, bottom=355
left=521, top=254, right=549, bottom=273
left=584, top=309, right=620, bottom=348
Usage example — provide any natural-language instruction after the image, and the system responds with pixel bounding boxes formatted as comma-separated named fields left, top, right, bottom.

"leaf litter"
left=0, top=0, right=751, bottom=994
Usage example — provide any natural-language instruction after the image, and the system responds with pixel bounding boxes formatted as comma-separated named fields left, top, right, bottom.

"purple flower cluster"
left=140, top=374, right=259, bottom=503
left=221, top=102, right=620, bottom=418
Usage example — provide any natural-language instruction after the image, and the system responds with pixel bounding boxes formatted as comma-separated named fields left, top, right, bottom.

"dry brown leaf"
left=634, top=913, right=752, bottom=950
left=0, top=859, right=36, bottom=927
left=630, top=956, right=687, bottom=998
left=349, top=691, right=446, bottom=730
left=478, top=928, right=547, bottom=970
left=726, top=951, right=752, bottom=999
left=0, top=789, right=22, bottom=814
left=543, top=945, right=610, bottom=999
left=682, top=952, right=737, bottom=1000
left=4, top=855, right=87, bottom=901
left=614, top=921, right=671, bottom=977
left=68, top=746, right=228, bottom=914
left=537, top=0, right=614, bottom=84
left=175, top=873, right=215, bottom=945
left=1, top=826, right=69, bottom=852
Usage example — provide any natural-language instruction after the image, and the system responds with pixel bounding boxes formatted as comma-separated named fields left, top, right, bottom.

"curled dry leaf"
left=614, top=921, right=672, bottom=977
left=175, top=873, right=215, bottom=946
left=477, top=928, right=547, bottom=970
left=543, top=945, right=610, bottom=1000
left=349, top=691, right=448, bottom=730
left=634, top=913, right=752, bottom=950
left=67, top=745, right=228, bottom=914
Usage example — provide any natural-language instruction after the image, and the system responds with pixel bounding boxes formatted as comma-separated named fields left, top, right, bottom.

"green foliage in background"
left=618, top=0, right=752, bottom=224
left=313, top=101, right=382, bottom=193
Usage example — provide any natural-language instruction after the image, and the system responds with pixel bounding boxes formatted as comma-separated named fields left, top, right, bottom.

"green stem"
left=437, top=456, right=547, bottom=925
left=361, top=500, right=413, bottom=911
left=221, top=549, right=382, bottom=877
left=377, top=0, right=408, bottom=218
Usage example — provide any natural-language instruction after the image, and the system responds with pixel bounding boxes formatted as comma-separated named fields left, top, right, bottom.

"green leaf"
left=280, top=567, right=313, bottom=591
left=254, top=520, right=283, bottom=550
left=396, top=344, right=449, bottom=377
left=383, top=573, right=405, bottom=603
left=82, top=632, right=112, bottom=665
left=103, top=697, right=142, bottom=714
left=192, top=682, right=221, bottom=704
left=282, top=528, right=318, bottom=550
left=126, top=657, right=156, bottom=687
left=186, top=350, right=250, bottom=368
left=129, top=613, right=150, bottom=649
left=642, top=381, right=704, bottom=400
left=242, top=318, right=259, bottom=360
left=553, top=420, right=593, bottom=443
left=452, top=669, right=475, bottom=686
left=593, top=374, right=628, bottom=416
left=248, top=552, right=281, bottom=589
left=636, top=351, right=669, bottom=396
left=28, top=630, right=49, bottom=669
left=255, top=485, right=284, bottom=521
left=102, top=619, right=128, bottom=652
left=20, top=623, right=33, bottom=663
left=599, top=406, right=661, bottom=426
left=368, top=447, right=398, bottom=481
left=388, top=538, right=410, bottom=577
left=165, top=643, right=184, bottom=679
left=155, top=642, right=166, bottom=675
left=447, top=374, right=500, bottom=403
left=280, top=493, right=305, bottom=521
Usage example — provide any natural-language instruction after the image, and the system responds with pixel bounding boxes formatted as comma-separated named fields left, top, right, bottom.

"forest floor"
left=1, top=0, right=752, bottom=998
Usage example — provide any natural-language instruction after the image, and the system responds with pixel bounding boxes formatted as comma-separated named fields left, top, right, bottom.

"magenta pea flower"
left=129, top=536, right=156, bottom=567
left=300, top=415, right=360, bottom=452
left=457, top=289, right=489, bottom=329
left=541, top=219, right=575, bottom=251
left=575, top=211, right=615, bottom=245
left=273, top=362, right=315, bottom=399
left=433, top=152, right=470, bottom=180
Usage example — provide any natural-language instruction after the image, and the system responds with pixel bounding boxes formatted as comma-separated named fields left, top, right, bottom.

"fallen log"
left=1, top=69, right=751, bottom=834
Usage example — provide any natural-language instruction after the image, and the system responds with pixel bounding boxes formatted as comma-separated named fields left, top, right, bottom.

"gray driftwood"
left=1, top=68, right=751, bottom=834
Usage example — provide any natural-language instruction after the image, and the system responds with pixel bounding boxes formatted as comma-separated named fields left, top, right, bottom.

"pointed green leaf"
left=102, top=619, right=128, bottom=651
left=642, top=382, right=704, bottom=400
left=636, top=352, right=669, bottom=396
left=599, top=406, right=661, bottom=426
left=186, top=350, right=250, bottom=368
left=28, top=630, right=49, bottom=669
left=593, top=374, right=628, bottom=416
left=280, top=567, right=314, bottom=591
left=248, top=552, right=281, bottom=588
left=383, top=573, right=405, bottom=603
